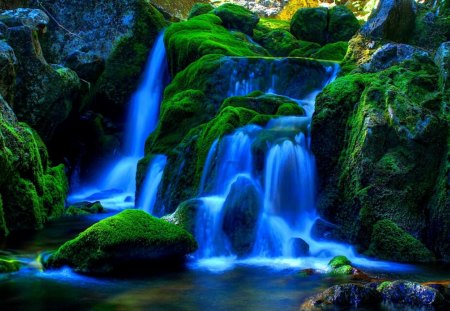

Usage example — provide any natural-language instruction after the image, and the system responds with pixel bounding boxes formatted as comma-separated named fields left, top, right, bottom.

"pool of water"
left=1, top=212, right=449, bottom=311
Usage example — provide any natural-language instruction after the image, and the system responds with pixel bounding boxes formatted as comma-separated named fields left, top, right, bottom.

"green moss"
left=330, top=264, right=353, bottom=276
left=328, top=255, right=351, bottom=269
left=164, top=14, right=267, bottom=75
left=367, top=219, right=435, bottom=262
left=328, top=5, right=360, bottom=43
left=0, top=257, right=20, bottom=273
left=256, top=18, right=290, bottom=33
left=255, top=29, right=300, bottom=57
left=42, top=165, right=69, bottom=220
left=0, top=195, right=7, bottom=237
left=311, top=42, right=348, bottom=61
left=162, top=199, right=202, bottom=234
left=377, top=281, right=392, bottom=292
left=188, top=3, right=214, bottom=19
left=45, top=210, right=198, bottom=274
left=213, top=3, right=259, bottom=36
left=290, top=7, right=328, bottom=44
left=288, top=41, right=321, bottom=57
left=65, top=201, right=104, bottom=216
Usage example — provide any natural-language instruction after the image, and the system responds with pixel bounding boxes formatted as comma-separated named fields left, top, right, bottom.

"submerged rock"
left=361, top=0, right=416, bottom=42
left=301, top=283, right=382, bottom=310
left=44, top=210, right=198, bottom=275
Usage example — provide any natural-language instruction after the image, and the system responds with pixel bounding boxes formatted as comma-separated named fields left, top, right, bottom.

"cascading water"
left=193, top=60, right=387, bottom=271
left=69, top=32, right=169, bottom=211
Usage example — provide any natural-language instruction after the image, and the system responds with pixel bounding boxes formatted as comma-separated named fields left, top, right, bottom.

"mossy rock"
left=255, top=29, right=300, bottom=57
left=44, top=210, right=198, bottom=275
left=329, top=264, right=353, bottom=276
left=311, top=42, right=348, bottom=61
left=328, top=255, right=351, bottom=269
left=65, top=201, right=104, bottom=216
left=0, top=257, right=20, bottom=273
left=289, top=41, right=321, bottom=58
left=367, top=219, right=435, bottom=263
left=213, top=3, right=259, bottom=36
left=188, top=3, right=214, bottom=19
left=162, top=199, right=202, bottom=234
left=42, top=164, right=69, bottom=220
left=255, top=18, right=290, bottom=33
left=328, top=5, right=360, bottom=43
left=290, top=7, right=328, bottom=44
left=164, top=14, right=267, bottom=75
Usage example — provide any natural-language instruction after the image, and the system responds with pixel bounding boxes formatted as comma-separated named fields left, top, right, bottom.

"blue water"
left=68, top=33, right=169, bottom=211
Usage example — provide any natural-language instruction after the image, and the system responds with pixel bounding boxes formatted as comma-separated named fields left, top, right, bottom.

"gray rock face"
left=361, top=0, right=416, bottom=42
left=380, top=281, right=446, bottom=307
left=64, top=50, right=105, bottom=82
left=0, top=8, right=48, bottom=31
left=0, top=40, right=17, bottom=104
left=434, top=41, right=450, bottom=103
left=363, top=43, right=429, bottom=72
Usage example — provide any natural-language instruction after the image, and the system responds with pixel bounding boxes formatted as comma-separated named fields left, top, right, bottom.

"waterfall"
left=194, top=61, right=363, bottom=270
left=69, top=32, right=169, bottom=211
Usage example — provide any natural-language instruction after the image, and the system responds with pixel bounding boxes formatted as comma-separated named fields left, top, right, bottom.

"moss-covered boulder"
left=213, top=3, right=259, bottom=36
left=44, top=210, right=198, bottom=275
left=162, top=199, right=202, bottom=234
left=0, top=94, right=68, bottom=237
left=0, top=257, right=20, bottom=273
left=164, top=14, right=267, bottom=75
left=288, top=41, right=321, bottom=58
left=255, top=29, right=300, bottom=57
left=311, top=42, right=349, bottom=61
left=313, top=55, right=447, bottom=261
left=367, top=219, right=435, bottom=262
left=290, top=7, right=328, bottom=44
left=65, top=201, right=104, bottom=216
left=328, top=5, right=360, bottom=43
left=188, top=3, right=214, bottom=19
left=328, top=255, right=351, bottom=269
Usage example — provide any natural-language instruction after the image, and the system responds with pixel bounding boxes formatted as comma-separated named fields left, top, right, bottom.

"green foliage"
left=164, top=14, right=267, bottom=75
left=367, top=219, right=435, bottom=262
left=311, top=42, right=349, bottom=61
left=45, top=210, right=198, bottom=274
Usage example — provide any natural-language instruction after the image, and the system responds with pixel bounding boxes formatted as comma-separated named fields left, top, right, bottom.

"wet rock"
left=0, top=257, right=20, bottom=273
left=301, top=283, right=382, bottom=310
left=363, top=43, right=429, bottom=72
left=361, top=0, right=416, bottom=42
left=291, top=238, right=310, bottom=257
left=65, top=201, right=104, bottom=216
left=64, top=51, right=105, bottom=83
left=380, top=281, right=446, bottom=307
left=5, top=25, right=80, bottom=141
left=222, top=176, right=262, bottom=256
left=44, top=210, right=198, bottom=275
left=162, top=199, right=203, bottom=234
left=0, top=40, right=16, bottom=104
left=213, top=3, right=260, bottom=36
left=0, top=8, right=48, bottom=31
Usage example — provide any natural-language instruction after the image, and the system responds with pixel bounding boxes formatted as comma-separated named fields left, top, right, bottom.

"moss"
left=377, top=281, right=392, bottom=292
left=255, top=29, right=300, bottom=57
left=0, top=195, right=7, bottom=237
left=328, top=5, right=360, bottom=43
left=328, top=255, right=352, bottom=269
left=213, top=3, right=259, bottom=36
left=290, top=7, right=328, bottom=44
left=164, top=14, right=267, bottom=75
left=288, top=41, right=321, bottom=58
left=255, top=18, right=290, bottom=33
left=45, top=210, right=198, bottom=274
left=367, top=219, right=435, bottom=263
left=162, top=199, right=202, bottom=234
left=0, top=257, right=20, bottom=273
left=65, top=201, right=104, bottom=216
left=330, top=264, right=353, bottom=276
left=42, top=164, right=68, bottom=220
left=188, top=3, right=214, bottom=19
left=311, top=42, right=349, bottom=61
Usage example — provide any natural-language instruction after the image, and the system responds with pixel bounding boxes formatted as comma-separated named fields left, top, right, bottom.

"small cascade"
left=137, top=155, right=167, bottom=214
left=69, top=32, right=170, bottom=210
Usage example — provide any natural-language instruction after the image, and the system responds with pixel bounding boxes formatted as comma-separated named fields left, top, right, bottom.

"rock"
left=300, top=283, right=382, bottom=310
left=328, top=5, right=360, bottom=42
left=367, top=219, right=435, bottom=262
left=434, top=41, right=450, bottom=103
left=44, top=210, right=198, bottom=275
left=65, top=201, right=104, bottom=216
left=363, top=43, right=429, bottom=72
left=0, top=40, right=16, bottom=104
left=0, top=8, right=49, bottom=31
left=162, top=199, right=202, bottom=234
left=5, top=25, right=81, bottom=141
left=0, top=94, right=68, bottom=236
left=290, top=238, right=309, bottom=257
left=380, top=281, right=446, bottom=307
left=0, top=257, right=20, bottom=273
left=310, top=41, right=349, bottom=61
left=255, top=29, right=300, bottom=57
left=64, top=51, right=105, bottom=83
left=213, top=3, right=259, bottom=36
left=188, top=3, right=214, bottom=19
left=328, top=255, right=351, bottom=269
left=290, top=7, right=328, bottom=44
left=361, top=0, right=416, bottom=42
left=222, top=176, right=262, bottom=256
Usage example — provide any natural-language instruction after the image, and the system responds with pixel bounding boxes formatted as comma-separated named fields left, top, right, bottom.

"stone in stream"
left=379, top=281, right=446, bottom=308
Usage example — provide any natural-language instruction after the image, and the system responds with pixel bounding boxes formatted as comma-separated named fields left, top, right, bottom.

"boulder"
left=0, top=8, right=49, bottom=31
left=328, top=5, right=360, bottom=42
left=290, top=238, right=309, bottom=257
left=361, top=0, right=416, bottom=42
left=213, top=3, right=259, bottom=36
left=434, top=41, right=450, bottom=104
left=44, top=210, right=198, bottom=275
left=188, top=3, right=214, bottom=19
left=0, top=40, right=16, bottom=104
left=380, top=281, right=446, bottom=307
left=363, top=43, right=429, bottom=72
left=64, top=51, right=105, bottom=83
left=255, top=29, right=300, bottom=57
left=5, top=25, right=80, bottom=141
left=65, top=201, right=104, bottom=216
left=300, top=284, right=382, bottom=310
left=222, top=176, right=262, bottom=256
left=290, top=7, right=328, bottom=44
left=162, top=199, right=202, bottom=234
